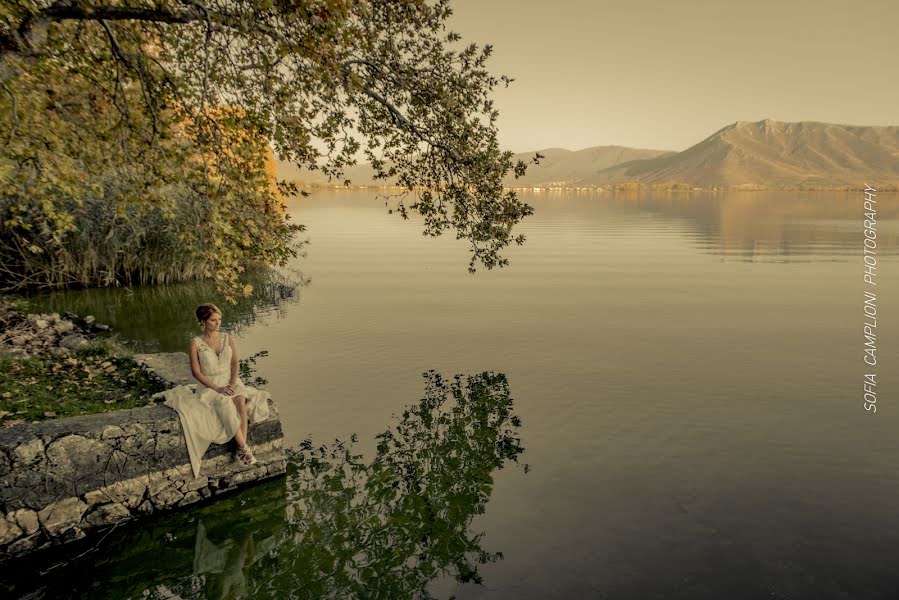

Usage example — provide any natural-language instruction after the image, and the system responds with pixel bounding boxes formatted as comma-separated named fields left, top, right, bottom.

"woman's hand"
left=217, top=385, right=235, bottom=396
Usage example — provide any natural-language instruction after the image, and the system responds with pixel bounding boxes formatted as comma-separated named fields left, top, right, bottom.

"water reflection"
left=603, top=191, right=899, bottom=260
left=24, top=267, right=306, bottom=352
left=186, top=518, right=283, bottom=599
left=269, top=371, right=524, bottom=599
left=2, top=371, right=524, bottom=600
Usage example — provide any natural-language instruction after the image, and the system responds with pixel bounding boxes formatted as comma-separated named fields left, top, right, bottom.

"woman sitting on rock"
left=164, top=303, right=269, bottom=477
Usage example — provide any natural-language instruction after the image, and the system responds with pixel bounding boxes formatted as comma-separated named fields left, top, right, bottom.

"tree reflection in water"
left=164, top=370, right=523, bottom=599
left=2, top=371, right=524, bottom=600
left=269, top=370, right=525, bottom=599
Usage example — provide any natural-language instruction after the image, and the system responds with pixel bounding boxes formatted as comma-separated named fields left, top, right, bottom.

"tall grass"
left=0, top=180, right=212, bottom=290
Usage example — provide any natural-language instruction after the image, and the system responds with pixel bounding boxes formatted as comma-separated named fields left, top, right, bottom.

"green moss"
left=1, top=295, right=30, bottom=314
left=0, top=346, right=165, bottom=427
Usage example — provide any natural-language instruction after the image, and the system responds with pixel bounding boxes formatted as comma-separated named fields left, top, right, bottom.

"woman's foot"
left=236, top=445, right=257, bottom=466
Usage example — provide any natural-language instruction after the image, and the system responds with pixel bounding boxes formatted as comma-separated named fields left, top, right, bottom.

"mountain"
left=504, top=146, right=675, bottom=186
left=276, top=119, right=899, bottom=190
left=585, top=120, right=899, bottom=188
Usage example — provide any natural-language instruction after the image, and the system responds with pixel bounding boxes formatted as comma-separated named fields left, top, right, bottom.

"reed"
left=2, top=181, right=215, bottom=291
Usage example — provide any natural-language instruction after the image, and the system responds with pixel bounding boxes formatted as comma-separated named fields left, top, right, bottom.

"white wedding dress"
left=164, top=333, right=270, bottom=477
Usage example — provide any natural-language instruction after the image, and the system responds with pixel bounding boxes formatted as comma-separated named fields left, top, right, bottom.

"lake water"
left=11, top=189, right=899, bottom=599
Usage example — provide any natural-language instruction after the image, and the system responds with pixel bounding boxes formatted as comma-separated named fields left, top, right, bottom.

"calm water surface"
left=15, top=190, right=899, bottom=599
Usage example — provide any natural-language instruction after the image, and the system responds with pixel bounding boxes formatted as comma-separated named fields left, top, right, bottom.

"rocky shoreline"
left=0, top=305, right=111, bottom=361
left=0, top=300, right=287, bottom=559
left=0, top=301, right=164, bottom=429
left=0, top=399, right=286, bottom=559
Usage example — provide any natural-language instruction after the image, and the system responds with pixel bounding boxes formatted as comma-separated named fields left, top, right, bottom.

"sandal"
left=237, top=445, right=258, bottom=466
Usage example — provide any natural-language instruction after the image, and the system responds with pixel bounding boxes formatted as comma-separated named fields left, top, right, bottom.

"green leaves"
left=2, top=0, right=534, bottom=296
left=0, top=45, right=303, bottom=299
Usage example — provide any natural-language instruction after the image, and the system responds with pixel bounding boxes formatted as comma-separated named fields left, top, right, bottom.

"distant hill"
left=585, top=120, right=899, bottom=188
left=504, top=146, right=675, bottom=186
left=276, top=145, right=674, bottom=187
left=276, top=119, right=899, bottom=190
left=276, top=160, right=379, bottom=186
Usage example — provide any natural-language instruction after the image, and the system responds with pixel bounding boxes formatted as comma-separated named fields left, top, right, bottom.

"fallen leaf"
left=43, top=411, right=57, bottom=417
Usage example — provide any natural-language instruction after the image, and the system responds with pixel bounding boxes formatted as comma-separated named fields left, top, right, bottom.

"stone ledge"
left=134, top=352, right=199, bottom=387
left=0, top=353, right=286, bottom=560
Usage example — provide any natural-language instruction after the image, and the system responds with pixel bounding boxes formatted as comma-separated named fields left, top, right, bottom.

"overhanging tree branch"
left=1, top=0, right=535, bottom=298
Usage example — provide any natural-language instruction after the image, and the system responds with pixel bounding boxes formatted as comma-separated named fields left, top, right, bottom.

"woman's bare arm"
left=228, top=334, right=239, bottom=388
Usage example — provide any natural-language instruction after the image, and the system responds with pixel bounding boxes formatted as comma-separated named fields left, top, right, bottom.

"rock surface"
left=0, top=350, right=286, bottom=559
left=0, top=309, right=111, bottom=360
left=134, top=353, right=200, bottom=387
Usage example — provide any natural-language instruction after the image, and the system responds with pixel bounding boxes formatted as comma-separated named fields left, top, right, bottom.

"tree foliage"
left=0, top=0, right=535, bottom=297
left=0, top=53, right=301, bottom=300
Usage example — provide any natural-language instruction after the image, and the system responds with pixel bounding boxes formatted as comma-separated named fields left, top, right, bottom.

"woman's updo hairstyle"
left=195, top=303, right=222, bottom=324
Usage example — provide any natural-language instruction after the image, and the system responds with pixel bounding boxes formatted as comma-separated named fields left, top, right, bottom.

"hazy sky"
left=448, top=0, right=899, bottom=153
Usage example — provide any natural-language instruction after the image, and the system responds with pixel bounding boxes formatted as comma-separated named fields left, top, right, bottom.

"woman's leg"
left=212, top=395, right=242, bottom=445
left=232, top=426, right=247, bottom=449
left=232, top=395, right=248, bottom=442
left=230, top=396, right=256, bottom=465
left=211, top=394, right=254, bottom=463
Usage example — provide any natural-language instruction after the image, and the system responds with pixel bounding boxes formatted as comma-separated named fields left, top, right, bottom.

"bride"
left=164, top=303, right=270, bottom=477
